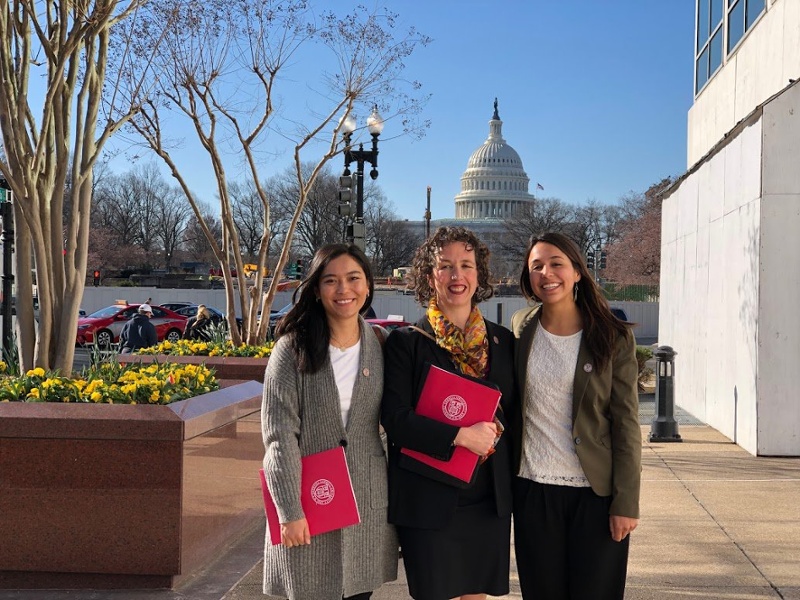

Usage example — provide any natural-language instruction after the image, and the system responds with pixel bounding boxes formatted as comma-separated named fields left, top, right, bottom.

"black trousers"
left=343, top=593, right=372, bottom=600
left=513, top=477, right=630, bottom=600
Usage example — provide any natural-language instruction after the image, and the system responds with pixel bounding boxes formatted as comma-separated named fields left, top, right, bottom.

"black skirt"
left=396, top=463, right=511, bottom=600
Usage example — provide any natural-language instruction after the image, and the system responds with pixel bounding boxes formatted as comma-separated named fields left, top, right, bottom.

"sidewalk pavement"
left=2, top=418, right=798, bottom=600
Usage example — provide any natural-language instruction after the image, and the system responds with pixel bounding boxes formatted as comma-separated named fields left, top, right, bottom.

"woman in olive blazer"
left=510, top=232, right=641, bottom=600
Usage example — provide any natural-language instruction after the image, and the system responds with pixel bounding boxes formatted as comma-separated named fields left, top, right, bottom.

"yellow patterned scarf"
left=426, top=298, right=489, bottom=378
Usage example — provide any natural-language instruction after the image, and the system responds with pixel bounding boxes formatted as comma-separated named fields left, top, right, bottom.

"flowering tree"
left=0, top=0, right=174, bottom=371
left=604, top=177, right=674, bottom=285
left=124, top=0, right=430, bottom=344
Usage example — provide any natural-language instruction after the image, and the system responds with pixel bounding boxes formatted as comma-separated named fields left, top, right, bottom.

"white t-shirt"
left=329, top=340, right=361, bottom=426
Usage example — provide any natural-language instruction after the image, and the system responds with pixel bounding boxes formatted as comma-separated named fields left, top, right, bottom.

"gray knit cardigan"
left=261, top=317, right=398, bottom=600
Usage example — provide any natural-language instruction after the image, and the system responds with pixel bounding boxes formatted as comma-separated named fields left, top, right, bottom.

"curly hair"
left=409, top=226, right=494, bottom=306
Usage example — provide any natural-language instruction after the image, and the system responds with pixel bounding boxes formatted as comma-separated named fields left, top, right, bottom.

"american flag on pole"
left=536, top=183, right=544, bottom=191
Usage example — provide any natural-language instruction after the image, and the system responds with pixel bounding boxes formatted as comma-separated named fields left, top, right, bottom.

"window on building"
left=727, top=0, right=765, bottom=53
left=696, top=0, right=724, bottom=94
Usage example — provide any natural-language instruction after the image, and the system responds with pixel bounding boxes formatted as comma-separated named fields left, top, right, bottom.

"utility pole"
left=424, top=186, right=431, bottom=239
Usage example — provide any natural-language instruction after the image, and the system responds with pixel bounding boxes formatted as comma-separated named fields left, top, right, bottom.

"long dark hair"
left=519, top=232, right=629, bottom=372
left=276, top=244, right=374, bottom=374
left=409, top=226, right=494, bottom=306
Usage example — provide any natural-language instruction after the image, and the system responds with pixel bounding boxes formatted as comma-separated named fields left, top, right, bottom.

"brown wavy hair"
left=519, top=232, right=630, bottom=372
left=409, top=226, right=494, bottom=307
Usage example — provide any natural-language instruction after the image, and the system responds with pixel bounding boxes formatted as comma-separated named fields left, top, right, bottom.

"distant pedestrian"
left=510, top=232, right=641, bottom=600
left=184, top=304, right=213, bottom=341
left=119, top=304, right=157, bottom=353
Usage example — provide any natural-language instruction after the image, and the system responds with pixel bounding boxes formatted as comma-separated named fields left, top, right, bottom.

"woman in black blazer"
left=381, top=226, right=516, bottom=600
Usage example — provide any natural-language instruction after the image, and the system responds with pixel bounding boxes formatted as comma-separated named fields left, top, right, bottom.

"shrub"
left=636, top=345, right=654, bottom=392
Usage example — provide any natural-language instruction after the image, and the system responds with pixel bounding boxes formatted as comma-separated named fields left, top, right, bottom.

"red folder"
left=259, top=446, right=360, bottom=546
left=400, top=365, right=502, bottom=483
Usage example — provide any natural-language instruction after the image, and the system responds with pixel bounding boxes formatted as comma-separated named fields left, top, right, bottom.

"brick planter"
left=117, top=354, right=270, bottom=383
left=0, top=380, right=265, bottom=590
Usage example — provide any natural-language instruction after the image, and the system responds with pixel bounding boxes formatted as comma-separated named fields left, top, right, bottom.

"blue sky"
left=102, top=1, right=696, bottom=222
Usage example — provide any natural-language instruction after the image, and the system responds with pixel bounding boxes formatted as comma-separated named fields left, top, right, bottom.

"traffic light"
left=296, top=258, right=304, bottom=278
left=93, top=270, right=100, bottom=287
left=600, top=250, right=607, bottom=270
left=586, top=251, right=595, bottom=270
left=337, top=174, right=353, bottom=217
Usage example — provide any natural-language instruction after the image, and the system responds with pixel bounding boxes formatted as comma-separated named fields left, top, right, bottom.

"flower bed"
left=138, top=338, right=274, bottom=358
left=0, top=379, right=265, bottom=590
left=0, top=362, right=217, bottom=404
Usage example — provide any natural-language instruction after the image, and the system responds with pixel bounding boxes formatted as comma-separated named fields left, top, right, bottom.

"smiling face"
left=429, top=242, right=478, bottom=318
left=317, top=255, right=369, bottom=325
left=527, top=241, right=581, bottom=307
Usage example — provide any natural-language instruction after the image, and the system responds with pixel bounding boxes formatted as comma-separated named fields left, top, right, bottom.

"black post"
left=648, top=345, right=682, bottom=442
left=496, top=302, right=503, bottom=327
left=1, top=195, right=13, bottom=355
left=425, top=186, right=431, bottom=239
left=355, top=144, right=365, bottom=246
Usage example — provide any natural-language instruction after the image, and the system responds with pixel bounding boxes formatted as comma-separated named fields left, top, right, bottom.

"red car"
left=76, top=303, right=188, bottom=347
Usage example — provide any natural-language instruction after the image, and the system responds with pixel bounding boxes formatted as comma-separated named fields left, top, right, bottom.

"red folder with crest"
left=400, top=364, right=502, bottom=483
left=259, top=446, right=360, bottom=545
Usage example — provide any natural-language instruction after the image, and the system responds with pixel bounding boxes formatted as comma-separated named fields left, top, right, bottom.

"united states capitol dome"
left=454, top=99, right=535, bottom=220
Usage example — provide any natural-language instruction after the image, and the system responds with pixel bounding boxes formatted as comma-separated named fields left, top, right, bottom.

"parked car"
left=366, top=318, right=412, bottom=332
left=158, top=301, right=196, bottom=312
left=76, top=303, right=188, bottom=347
left=172, top=304, right=225, bottom=324
left=610, top=307, right=629, bottom=322
left=269, top=303, right=294, bottom=336
left=172, top=304, right=243, bottom=333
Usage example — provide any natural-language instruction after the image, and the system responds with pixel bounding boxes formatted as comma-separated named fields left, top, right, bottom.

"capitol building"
left=404, top=99, right=537, bottom=276
left=453, top=99, right=535, bottom=220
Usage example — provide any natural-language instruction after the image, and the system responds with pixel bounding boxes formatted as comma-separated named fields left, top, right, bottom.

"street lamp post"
left=0, top=178, right=13, bottom=355
left=338, top=105, right=384, bottom=251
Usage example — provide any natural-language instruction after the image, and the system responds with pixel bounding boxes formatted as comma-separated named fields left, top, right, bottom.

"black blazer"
left=380, top=318, right=516, bottom=529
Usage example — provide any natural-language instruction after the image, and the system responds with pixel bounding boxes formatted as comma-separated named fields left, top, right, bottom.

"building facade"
left=660, top=0, right=800, bottom=455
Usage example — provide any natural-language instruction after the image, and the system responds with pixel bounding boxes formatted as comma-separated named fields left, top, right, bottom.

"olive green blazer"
left=510, top=305, right=641, bottom=518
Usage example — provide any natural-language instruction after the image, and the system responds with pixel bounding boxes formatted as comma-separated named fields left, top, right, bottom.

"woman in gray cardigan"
left=261, top=244, right=398, bottom=600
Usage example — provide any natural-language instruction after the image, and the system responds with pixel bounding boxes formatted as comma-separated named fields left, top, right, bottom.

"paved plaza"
left=1, top=394, right=798, bottom=600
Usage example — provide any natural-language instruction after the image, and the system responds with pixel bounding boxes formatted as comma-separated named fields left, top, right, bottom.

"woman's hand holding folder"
left=281, top=518, right=311, bottom=548
left=453, top=421, right=498, bottom=457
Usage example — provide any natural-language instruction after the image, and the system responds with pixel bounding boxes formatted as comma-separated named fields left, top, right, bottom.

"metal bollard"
left=648, top=345, right=682, bottom=443
left=496, top=302, right=503, bottom=327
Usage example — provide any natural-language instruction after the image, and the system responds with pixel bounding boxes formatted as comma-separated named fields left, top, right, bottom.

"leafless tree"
left=268, top=164, right=348, bottom=257
left=499, top=197, right=573, bottom=259
left=124, top=0, right=430, bottom=343
left=0, top=0, right=174, bottom=370
left=182, top=205, right=222, bottom=265
left=230, top=181, right=269, bottom=263
left=364, top=191, right=421, bottom=276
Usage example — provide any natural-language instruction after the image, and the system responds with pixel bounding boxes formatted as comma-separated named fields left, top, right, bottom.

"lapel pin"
left=362, top=367, right=370, bottom=377
left=493, top=336, right=499, bottom=344
left=583, top=363, right=593, bottom=373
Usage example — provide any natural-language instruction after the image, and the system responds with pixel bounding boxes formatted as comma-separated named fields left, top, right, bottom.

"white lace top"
left=518, top=325, right=590, bottom=487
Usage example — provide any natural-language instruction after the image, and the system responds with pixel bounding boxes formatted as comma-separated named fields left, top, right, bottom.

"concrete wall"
left=688, top=0, right=800, bottom=166
left=79, top=288, right=660, bottom=340
left=757, top=85, right=800, bottom=455
left=662, top=82, right=800, bottom=456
